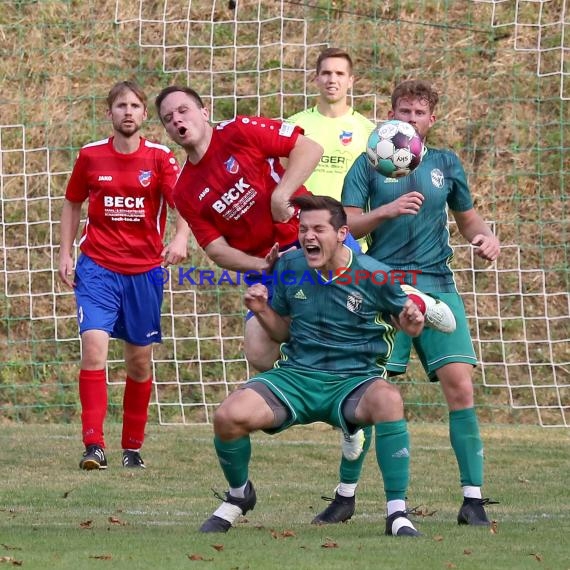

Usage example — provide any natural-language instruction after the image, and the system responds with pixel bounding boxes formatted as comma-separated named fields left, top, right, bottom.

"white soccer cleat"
left=401, top=284, right=456, bottom=334
left=341, top=429, right=365, bottom=461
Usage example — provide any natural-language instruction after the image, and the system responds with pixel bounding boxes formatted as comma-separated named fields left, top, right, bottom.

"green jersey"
left=270, top=247, right=408, bottom=377
left=341, top=147, right=473, bottom=293
left=287, top=107, right=374, bottom=201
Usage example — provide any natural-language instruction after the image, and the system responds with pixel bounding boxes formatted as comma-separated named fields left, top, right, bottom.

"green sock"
left=213, top=435, right=251, bottom=488
left=449, top=407, right=484, bottom=487
left=375, top=419, right=410, bottom=501
left=339, top=425, right=373, bottom=484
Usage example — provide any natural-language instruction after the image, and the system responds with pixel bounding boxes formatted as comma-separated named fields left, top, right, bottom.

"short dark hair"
left=316, top=47, right=353, bottom=74
left=155, top=85, right=205, bottom=121
left=290, top=194, right=347, bottom=231
left=107, top=81, right=146, bottom=109
left=391, top=79, right=439, bottom=113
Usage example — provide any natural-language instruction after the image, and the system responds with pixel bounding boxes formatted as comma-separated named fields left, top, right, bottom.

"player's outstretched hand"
left=244, top=283, right=270, bottom=313
left=471, top=233, right=500, bottom=262
left=263, top=243, right=280, bottom=272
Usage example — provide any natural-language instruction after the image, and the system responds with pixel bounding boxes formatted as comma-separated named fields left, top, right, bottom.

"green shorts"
left=246, top=368, right=380, bottom=434
left=387, top=292, right=477, bottom=381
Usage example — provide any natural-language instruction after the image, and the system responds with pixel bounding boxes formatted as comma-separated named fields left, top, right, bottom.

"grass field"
left=1, top=422, right=569, bottom=570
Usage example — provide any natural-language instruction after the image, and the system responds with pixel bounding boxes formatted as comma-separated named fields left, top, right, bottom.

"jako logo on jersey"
left=139, top=170, right=152, bottom=187
left=346, top=293, right=363, bottom=313
left=431, top=168, right=444, bottom=188
left=104, top=196, right=145, bottom=208
left=98, top=175, right=113, bottom=182
left=211, top=178, right=251, bottom=213
left=339, top=130, right=353, bottom=145
left=224, top=156, right=240, bottom=174
left=198, top=187, right=210, bottom=200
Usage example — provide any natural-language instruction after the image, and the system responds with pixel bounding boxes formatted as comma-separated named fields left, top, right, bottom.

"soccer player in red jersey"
left=155, top=86, right=324, bottom=371
left=58, top=81, right=190, bottom=470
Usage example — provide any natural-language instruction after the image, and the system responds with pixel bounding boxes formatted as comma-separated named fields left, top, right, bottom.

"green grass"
left=1, top=423, right=569, bottom=569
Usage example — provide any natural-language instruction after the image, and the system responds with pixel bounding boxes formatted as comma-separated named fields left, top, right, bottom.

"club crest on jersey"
left=138, top=170, right=152, bottom=187
left=431, top=168, right=444, bottom=189
left=339, top=130, right=353, bottom=146
left=224, top=156, right=240, bottom=174
left=346, top=292, right=363, bottom=313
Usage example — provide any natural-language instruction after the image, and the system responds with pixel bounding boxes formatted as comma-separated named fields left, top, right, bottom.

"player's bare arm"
left=270, top=134, right=323, bottom=223
left=244, top=284, right=291, bottom=343
left=161, top=213, right=190, bottom=267
left=345, top=192, right=424, bottom=238
left=205, top=237, right=279, bottom=273
left=58, top=199, right=83, bottom=288
left=452, top=208, right=500, bottom=261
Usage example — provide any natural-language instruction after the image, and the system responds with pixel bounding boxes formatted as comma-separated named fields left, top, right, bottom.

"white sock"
left=212, top=502, right=243, bottom=524
left=229, top=483, right=247, bottom=499
left=337, top=483, right=358, bottom=498
left=386, top=499, right=406, bottom=516
left=463, top=486, right=482, bottom=499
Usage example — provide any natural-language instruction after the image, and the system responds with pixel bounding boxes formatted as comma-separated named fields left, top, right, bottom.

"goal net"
left=1, top=0, right=568, bottom=427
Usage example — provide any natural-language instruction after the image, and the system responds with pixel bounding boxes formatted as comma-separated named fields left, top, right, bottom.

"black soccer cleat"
left=199, top=480, right=257, bottom=533
left=311, top=491, right=356, bottom=524
left=79, top=445, right=108, bottom=470
left=385, top=510, right=421, bottom=537
left=457, top=497, right=499, bottom=526
left=122, top=450, right=146, bottom=469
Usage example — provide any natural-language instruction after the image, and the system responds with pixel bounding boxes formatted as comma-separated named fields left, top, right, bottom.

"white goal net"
left=1, top=0, right=568, bottom=427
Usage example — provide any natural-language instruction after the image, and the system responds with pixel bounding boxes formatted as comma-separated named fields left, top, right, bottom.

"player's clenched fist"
left=244, top=283, right=269, bottom=314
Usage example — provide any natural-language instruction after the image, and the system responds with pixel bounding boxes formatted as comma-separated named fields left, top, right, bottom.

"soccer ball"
left=366, top=120, right=424, bottom=178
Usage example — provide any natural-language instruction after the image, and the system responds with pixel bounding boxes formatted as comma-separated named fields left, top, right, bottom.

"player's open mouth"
left=178, top=126, right=187, bottom=136
left=305, top=244, right=321, bottom=255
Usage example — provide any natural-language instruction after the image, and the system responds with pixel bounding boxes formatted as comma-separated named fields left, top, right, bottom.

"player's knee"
left=213, top=400, right=252, bottom=439
left=367, top=382, right=404, bottom=421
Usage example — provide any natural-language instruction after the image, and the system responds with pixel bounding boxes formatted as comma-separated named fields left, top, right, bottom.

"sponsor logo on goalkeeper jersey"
left=339, top=130, right=353, bottom=145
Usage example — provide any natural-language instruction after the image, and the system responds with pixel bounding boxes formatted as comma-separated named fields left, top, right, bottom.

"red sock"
left=79, top=369, right=107, bottom=448
left=121, top=376, right=152, bottom=450
left=407, top=293, right=426, bottom=314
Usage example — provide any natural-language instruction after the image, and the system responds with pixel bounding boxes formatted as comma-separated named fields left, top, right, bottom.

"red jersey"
left=65, top=136, right=180, bottom=274
left=174, top=116, right=310, bottom=257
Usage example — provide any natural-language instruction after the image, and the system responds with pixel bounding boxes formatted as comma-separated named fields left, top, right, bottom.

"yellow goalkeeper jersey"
left=287, top=106, right=375, bottom=201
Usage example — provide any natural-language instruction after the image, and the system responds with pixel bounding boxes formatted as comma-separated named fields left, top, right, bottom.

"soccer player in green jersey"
left=199, top=194, right=441, bottom=536
left=340, top=79, right=500, bottom=526
left=287, top=48, right=376, bottom=513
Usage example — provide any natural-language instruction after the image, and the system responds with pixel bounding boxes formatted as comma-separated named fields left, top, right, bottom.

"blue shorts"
left=245, top=234, right=362, bottom=320
left=74, top=254, right=163, bottom=346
